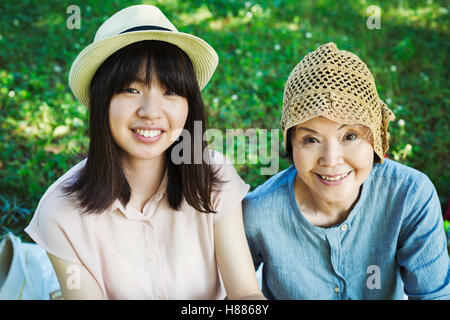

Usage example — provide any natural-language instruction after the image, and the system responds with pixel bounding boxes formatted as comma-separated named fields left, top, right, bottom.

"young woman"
left=243, top=42, right=450, bottom=300
left=25, top=5, right=264, bottom=300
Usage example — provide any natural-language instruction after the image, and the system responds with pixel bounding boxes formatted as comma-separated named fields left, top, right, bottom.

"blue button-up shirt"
left=243, top=159, right=450, bottom=300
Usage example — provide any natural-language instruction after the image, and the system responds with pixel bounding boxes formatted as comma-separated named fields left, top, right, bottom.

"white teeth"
left=135, top=129, right=162, bottom=138
left=319, top=172, right=350, bottom=181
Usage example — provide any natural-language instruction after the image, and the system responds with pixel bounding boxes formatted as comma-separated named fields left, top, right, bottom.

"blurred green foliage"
left=0, top=0, right=449, bottom=240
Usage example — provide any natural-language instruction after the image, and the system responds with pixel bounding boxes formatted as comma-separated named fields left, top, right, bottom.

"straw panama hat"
left=69, top=5, right=219, bottom=108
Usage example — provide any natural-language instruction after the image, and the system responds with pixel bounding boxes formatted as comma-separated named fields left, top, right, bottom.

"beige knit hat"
left=69, top=5, right=218, bottom=108
left=281, top=42, right=395, bottom=163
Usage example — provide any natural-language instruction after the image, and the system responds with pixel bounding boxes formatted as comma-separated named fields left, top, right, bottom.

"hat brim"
left=69, top=30, right=218, bottom=107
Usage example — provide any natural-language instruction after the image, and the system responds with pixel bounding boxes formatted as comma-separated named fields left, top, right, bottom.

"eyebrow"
left=296, top=124, right=348, bottom=134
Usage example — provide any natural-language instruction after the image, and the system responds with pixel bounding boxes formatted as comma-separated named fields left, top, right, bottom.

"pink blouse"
left=25, top=151, right=250, bottom=299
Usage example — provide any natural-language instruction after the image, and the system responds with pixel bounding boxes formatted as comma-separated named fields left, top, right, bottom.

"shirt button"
left=150, top=256, right=158, bottom=263
left=157, top=295, right=165, bottom=300
left=334, top=286, right=340, bottom=294
left=340, top=224, right=347, bottom=231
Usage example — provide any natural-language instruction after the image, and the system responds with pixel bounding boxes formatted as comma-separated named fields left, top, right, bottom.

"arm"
left=214, top=203, right=266, bottom=300
left=47, top=252, right=104, bottom=300
left=397, top=176, right=450, bottom=300
left=242, top=199, right=264, bottom=272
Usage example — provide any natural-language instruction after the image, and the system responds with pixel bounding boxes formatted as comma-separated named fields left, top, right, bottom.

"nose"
left=318, top=140, right=344, bottom=167
left=137, top=93, right=163, bottom=119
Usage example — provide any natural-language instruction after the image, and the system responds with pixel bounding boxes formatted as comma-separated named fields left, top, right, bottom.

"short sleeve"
left=209, top=151, right=250, bottom=224
left=24, top=164, right=87, bottom=265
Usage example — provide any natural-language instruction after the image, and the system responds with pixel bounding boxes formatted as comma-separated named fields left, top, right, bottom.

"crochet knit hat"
left=281, top=42, right=395, bottom=163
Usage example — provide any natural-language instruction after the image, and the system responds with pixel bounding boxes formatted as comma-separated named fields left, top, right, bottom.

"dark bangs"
left=64, top=40, right=224, bottom=214
left=101, top=40, right=195, bottom=100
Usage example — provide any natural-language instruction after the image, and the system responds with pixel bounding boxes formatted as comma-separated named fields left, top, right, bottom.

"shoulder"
left=24, top=159, right=90, bottom=264
left=208, top=149, right=232, bottom=168
left=242, top=165, right=295, bottom=221
left=208, top=149, right=244, bottom=183
left=370, top=158, right=435, bottom=192
left=244, top=165, right=296, bottom=202
left=242, top=166, right=295, bottom=237
left=34, top=159, right=87, bottom=225
left=206, top=150, right=250, bottom=222
left=367, top=159, right=440, bottom=222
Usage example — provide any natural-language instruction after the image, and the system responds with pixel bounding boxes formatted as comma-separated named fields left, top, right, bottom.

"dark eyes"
left=344, top=133, right=357, bottom=141
left=302, top=133, right=358, bottom=144
left=121, top=88, right=177, bottom=96
left=123, top=88, right=139, bottom=94
left=164, top=90, right=177, bottom=96
left=304, top=137, right=319, bottom=144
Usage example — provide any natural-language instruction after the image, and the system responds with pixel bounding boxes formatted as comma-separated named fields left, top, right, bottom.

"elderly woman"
left=243, top=43, right=450, bottom=300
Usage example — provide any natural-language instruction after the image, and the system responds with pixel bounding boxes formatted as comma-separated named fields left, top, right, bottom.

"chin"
left=141, top=151, right=166, bottom=160
left=312, top=183, right=359, bottom=204
left=128, top=148, right=166, bottom=161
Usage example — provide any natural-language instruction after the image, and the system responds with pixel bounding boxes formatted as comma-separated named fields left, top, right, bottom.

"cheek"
left=292, top=144, right=319, bottom=173
left=164, top=101, right=188, bottom=144
left=108, top=99, right=140, bottom=152
left=348, top=141, right=373, bottom=165
left=168, top=101, right=189, bottom=128
left=108, top=98, right=128, bottom=124
left=108, top=102, right=121, bottom=134
left=346, top=142, right=374, bottom=178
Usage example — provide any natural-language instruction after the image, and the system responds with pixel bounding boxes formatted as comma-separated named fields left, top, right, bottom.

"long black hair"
left=63, top=40, right=223, bottom=214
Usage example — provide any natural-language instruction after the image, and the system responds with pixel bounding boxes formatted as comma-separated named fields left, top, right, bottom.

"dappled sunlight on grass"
left=356, top=0, right=449, bottom=32
left=179, top=5, right=213, bottom=25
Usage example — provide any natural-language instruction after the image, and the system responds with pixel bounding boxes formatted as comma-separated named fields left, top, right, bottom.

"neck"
left=121, top=153, right=166, bottom=212
left=294, top=174, right=361, bottom=227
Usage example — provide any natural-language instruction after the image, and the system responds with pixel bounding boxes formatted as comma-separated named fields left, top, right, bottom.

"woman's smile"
left=130, top=125, right=166, bottom=143
left=131, top=128, right=164, bottom=143
left=315, top=170, right=353, bottom=186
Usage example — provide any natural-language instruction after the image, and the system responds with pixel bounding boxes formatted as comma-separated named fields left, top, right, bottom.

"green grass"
left=0, top=0, right=449, bottom=240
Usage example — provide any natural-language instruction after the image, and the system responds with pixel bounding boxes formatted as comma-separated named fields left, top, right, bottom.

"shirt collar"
left=110, top=168, right=168, bottom=217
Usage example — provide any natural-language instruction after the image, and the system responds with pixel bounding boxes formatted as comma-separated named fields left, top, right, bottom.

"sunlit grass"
left=357, top=0, right=449, bottom=31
